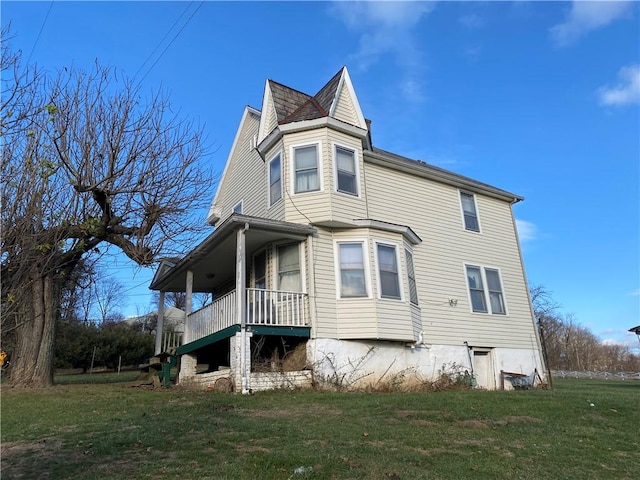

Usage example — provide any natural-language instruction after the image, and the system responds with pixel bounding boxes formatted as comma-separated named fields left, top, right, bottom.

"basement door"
left=473, top=350, right=495, bottom=389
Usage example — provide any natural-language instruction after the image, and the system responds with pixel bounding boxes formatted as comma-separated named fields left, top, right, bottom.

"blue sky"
left=3, top=1, right=639, bottom=349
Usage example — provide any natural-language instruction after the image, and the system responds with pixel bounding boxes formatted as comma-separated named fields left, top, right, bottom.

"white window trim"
left=459, top=190, right=481, bottom=233
left=267, top=151, right=283, bottom=208
left=290, top=141, right=323, bottom=195
left=463, top=263, right=508, bottom=315
left=274, top=242, right=306, bottom=293
left=332, top=142, right=360, bottom=198
left=232, top=200, right=243, bottom=214
left=333, top=238, right=371, bottom=300
left=374, top=240, right=404, bottom=301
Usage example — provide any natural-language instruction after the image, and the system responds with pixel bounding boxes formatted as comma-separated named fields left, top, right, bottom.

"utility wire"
left=26, top=0, right=54, bottom=66
left=133, top=1, right=194, bottom=80
left=136, top=1, right=204, bottom=87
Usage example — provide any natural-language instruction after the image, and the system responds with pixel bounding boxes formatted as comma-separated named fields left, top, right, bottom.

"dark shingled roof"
left=269, top=68, right=345, bottom=125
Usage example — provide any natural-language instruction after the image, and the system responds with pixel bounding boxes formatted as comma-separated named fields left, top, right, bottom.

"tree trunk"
left=9, top=273, right=57, bottom=388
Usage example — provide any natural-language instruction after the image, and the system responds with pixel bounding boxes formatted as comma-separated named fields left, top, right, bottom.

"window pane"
left=470, top=290, right=487, bottom=312
left=378, top=244, right=400, bottom=299
left=341, top=270, right=366, bottom=297
left=405, top=249, right=418, bottom=305
left=461, top=192, right=479, bottom=231
left=489, top=292, right=505, bottom=314
left=294, top=146, right=319, bottom=193
left=337, top=171, right=356, bottom=194
left=466, top=266, right=483, bottom=289
left=278, top=244, right=301, bottom=291
left=295, top=146, right=317, bottom=169
left=296, top=170, right=318, bottom=192
left=336, top=148, right=355, bottom=173
left=269, top=155, right=281, bottom=204
left=339, top=243, right=366, bottom=297
left=485, top=269, right=501, bottom=291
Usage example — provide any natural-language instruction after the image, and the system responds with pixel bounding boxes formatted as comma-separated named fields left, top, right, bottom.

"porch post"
left=236, top=224, right=249, bottom=393
left=184, top=270, right=193, bottom=344
left=155, top=290, right=166, bottom=355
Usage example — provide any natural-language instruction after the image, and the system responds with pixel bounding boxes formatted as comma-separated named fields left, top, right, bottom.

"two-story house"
left=150, top=67, right=546, bottom=392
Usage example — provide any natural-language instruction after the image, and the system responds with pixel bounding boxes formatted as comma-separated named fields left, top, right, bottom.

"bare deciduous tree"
left=1, top=35, right=212, bottom=388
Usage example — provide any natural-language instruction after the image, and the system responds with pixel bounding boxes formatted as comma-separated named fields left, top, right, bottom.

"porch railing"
left=185, top=289, right=308, bottom=344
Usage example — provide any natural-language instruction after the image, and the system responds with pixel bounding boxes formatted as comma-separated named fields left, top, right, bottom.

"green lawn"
left=1, top=377, right=638, bottom=479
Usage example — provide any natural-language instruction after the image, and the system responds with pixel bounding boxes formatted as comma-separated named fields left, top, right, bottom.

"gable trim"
left=331, top=67, right=367, bottom=129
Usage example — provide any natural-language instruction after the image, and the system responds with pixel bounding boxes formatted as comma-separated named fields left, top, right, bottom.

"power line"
left=26, top=0, right=54, bottom=66
left=136, top=1, right=204, bottom=87
left=133, top=1, right=194, bottom=80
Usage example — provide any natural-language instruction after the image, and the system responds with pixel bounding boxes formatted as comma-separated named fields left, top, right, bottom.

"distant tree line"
left=531, top=285, right=640, bottom=373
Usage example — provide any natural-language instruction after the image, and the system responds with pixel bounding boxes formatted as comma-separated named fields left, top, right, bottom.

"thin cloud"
left=630, top=288, right=640, bottom=297
left=550, top=1, right=633, bottom=47
left=515, top=219, right=537, bottom=243
left=330, top=1, right=435, bottom=102
left=597, top=64, right=640, bottom=107
left=459, top=13, right=484, bottom=29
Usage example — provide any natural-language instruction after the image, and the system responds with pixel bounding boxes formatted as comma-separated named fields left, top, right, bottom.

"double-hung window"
left=405, top=248, right=418, bottom=305
left=465, top=265, right=505, bottom=314
left=277, top=244, right=301, bottom=292
left=460, top=192, right=480, bottom=232
left=335, top=146, right=357, bottom=196
left=268, top=154, right=282, bottom=206
left=338, top=242, right=367, bottom=297
left=377, top=243, right=401, bottom=299
left=294, top=145, right=319, bottom=193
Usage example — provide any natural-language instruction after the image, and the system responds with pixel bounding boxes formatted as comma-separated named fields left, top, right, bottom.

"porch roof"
left=150, top=214, right=316, bottom=293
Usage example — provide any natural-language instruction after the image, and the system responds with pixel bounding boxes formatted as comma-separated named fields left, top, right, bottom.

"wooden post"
left=237, top=225, right=248, bottom=393
left=184, top=271, right=193, bottom=344
left=155, top=291, right=166, bottom=355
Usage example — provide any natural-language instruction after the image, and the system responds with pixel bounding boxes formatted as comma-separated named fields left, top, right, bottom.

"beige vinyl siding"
left=364, top=161, right=537, bottom=349
left=328, top=131, right=368, bottom=224
left=309, top=228, right=338, bottom=338
left=332, top=84, right=359, bottom=127
left=262, top=95, right=278, bottom=140
left=263, top=140, right=286, bottom=223
left=214, top=112, right=267, bottom=223
left=280, top=127, right=367, bottom=225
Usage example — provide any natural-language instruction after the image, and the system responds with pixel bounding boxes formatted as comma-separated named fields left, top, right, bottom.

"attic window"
left=335, top=146, right=358, bottom=196
left=293, top=145, right=319, bottom=193
left=460, top=191, right=480, bottom=232
left=233, top=201, right=243, bottom=214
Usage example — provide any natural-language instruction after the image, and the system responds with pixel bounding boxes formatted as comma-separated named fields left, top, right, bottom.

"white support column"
left=155, top=291, right=166, bottom=355
left=236, top=224, right=249, bottom=393
left=184, top=270, right=193, bottom=344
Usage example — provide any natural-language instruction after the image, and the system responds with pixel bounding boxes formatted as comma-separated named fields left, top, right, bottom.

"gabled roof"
left=257, top=67, right=367, bottom=143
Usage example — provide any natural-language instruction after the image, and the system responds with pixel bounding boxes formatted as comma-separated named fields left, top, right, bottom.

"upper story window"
left=460, top=191, right=480, bottom=232
left=277, top=243, right=301, bottom=292
left=268, top=153, right=282, bottom=206
left=337, top=242, right=368, bottom=298
left=465, top=265, right=506, bottom=315
left=293, top=145, right=319, bottom=193
left=233, top=201, right=243, bottom=214
left=405, top=248, right=418, bottom=305
left=376, top=243, right=401, bottom=300
left=335, top=146, right=358, bottom=196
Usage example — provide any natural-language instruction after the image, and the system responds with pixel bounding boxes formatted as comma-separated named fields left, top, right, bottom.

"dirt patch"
left=493, top=415, right=542, bottom=427
left=456, top=419, right=491, bottom=429
left=1, top=438, right=64, bottom=479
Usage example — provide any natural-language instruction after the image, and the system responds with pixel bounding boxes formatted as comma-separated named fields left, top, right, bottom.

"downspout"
left=237, top=223, right=250, bottom=394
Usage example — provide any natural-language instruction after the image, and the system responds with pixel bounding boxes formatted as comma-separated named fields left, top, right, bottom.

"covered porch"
left=150, top=214, right=316, bottom=391
left=151, top=214, right=317, bottom=349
